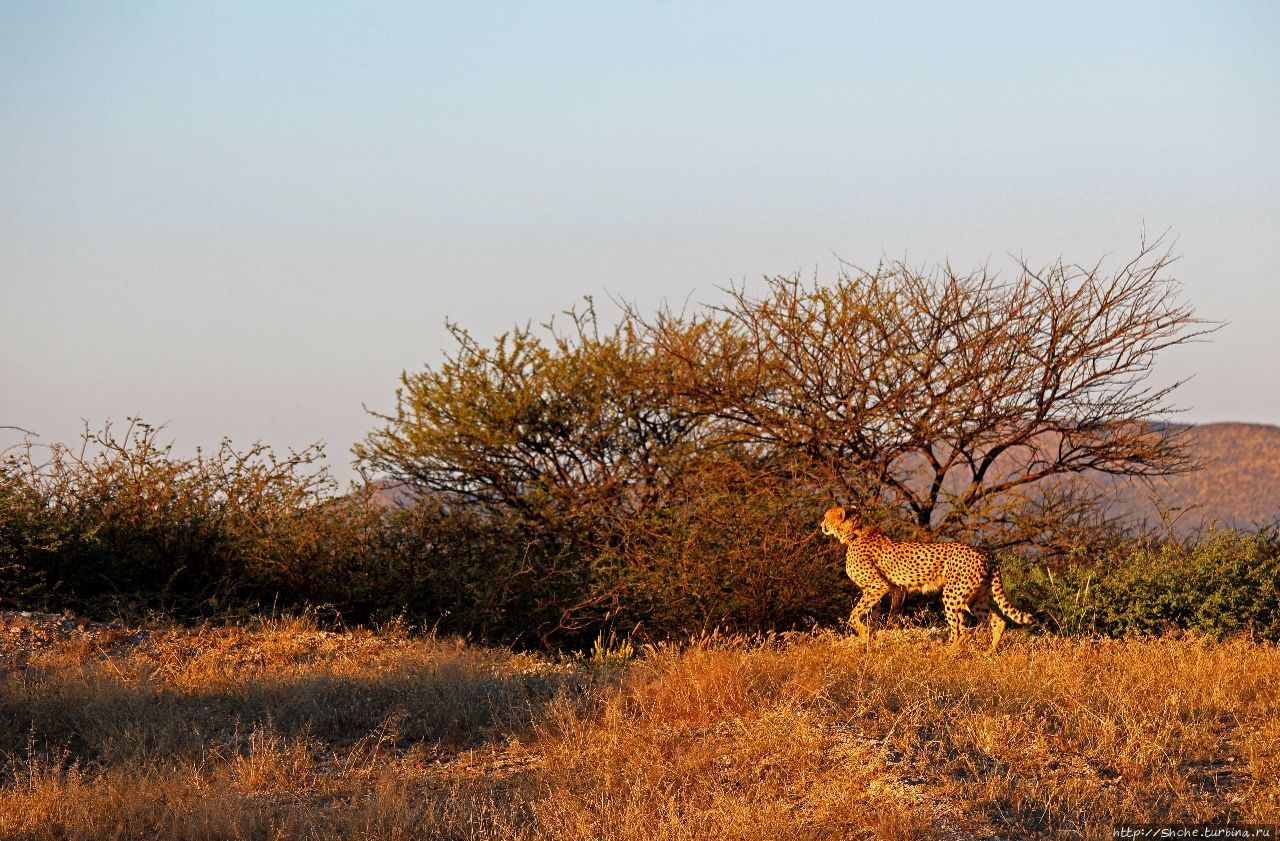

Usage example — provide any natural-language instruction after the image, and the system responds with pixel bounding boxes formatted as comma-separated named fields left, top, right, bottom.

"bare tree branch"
left=637, top=236, right=1217, bottom=547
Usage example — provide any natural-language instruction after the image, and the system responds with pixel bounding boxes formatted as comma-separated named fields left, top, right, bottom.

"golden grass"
left=0, top=619, right=1276, bottom=839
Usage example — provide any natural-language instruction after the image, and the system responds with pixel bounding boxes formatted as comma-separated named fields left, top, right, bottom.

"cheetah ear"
left=833, top=507, right=847, bottom=521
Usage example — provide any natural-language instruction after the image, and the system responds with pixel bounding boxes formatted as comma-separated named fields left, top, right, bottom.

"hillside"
left=1108, top=422, right=1280, bottom=534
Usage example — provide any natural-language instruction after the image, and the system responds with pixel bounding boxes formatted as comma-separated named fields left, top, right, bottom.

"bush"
left=360, top=501, right=613, bottom=647
left=5, top=420, right=1279, bottom=648
left=601, top=454, right=847, bottom=639
left=0, top=420, right=654, bottom=646
left=1009, top=528, right=1280, bottom=641
left=0, top=420, right=353, bottom=618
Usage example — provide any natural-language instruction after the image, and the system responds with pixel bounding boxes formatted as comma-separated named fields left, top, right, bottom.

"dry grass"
left=0, top=618, right=1276, bottom=840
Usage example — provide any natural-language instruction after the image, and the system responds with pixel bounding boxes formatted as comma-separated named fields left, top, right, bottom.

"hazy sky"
left=3, top=1, right=1278, bottom=482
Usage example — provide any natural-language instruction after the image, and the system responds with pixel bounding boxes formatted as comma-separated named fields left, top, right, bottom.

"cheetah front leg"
left=885, top=585, right=907, bottom=621
left=849, top=581, right=892, bottom=648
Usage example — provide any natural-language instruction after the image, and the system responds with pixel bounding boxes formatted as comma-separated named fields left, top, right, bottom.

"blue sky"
left=2, top=1, right=1278, bottom=481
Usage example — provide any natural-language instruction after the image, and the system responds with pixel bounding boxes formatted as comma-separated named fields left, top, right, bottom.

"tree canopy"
left=360, top=237, right=1212, bottom=554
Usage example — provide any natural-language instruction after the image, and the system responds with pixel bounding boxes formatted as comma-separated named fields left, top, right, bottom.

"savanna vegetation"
left=7, top=238, right=1267, bottom=649
left=2, top=238, right=1278, bottom=837
left=0, top=619, right=1275, bottom=839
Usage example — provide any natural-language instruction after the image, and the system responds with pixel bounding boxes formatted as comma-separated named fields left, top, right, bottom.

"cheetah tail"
left=990, top=568, right=1035, bottom=626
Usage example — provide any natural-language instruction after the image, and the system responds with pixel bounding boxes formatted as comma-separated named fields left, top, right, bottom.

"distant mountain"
left=369, top=422, right=1280, bottom=536
left=1106, top=422, right=1280, bottom=535
left=369, top=479, right=422, bottom=509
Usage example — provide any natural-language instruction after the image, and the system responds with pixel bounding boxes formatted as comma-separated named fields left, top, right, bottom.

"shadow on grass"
left=0, top=648, right=593, bottom=776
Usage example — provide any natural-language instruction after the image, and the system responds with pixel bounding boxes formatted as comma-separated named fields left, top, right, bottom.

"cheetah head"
left=820, top=506, right=860, bottom=543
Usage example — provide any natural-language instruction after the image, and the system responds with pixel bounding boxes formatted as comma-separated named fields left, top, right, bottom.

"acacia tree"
left=356, top=301, right=702, bottom=544
left=356, top=302, right=723, bottom=645
left=638, top=237, right=1214, bottom=549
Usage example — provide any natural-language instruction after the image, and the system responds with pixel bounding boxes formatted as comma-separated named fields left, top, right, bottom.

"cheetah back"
left=849, top=531, right=987, bottom=592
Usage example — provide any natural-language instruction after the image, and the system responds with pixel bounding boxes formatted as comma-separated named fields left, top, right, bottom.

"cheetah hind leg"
left=969, top=591, right=1007, bottom=652
left=942, top=584, right=976, bottom=652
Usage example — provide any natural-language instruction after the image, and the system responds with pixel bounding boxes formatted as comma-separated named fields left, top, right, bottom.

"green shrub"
left=1008, top=528, right=1280, bottom=641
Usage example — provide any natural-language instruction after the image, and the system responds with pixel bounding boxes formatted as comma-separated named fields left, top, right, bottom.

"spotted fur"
left=820, top=506, right=1034, bottom=651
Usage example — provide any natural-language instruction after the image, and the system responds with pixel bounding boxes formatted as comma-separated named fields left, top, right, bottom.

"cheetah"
left=820, top=506, right=1034, bottom=651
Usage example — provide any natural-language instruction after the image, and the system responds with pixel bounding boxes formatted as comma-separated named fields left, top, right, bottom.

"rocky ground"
left=0, top=609, right=150, bottom=660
